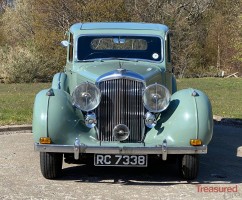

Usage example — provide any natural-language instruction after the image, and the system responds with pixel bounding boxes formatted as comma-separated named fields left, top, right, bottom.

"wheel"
left=40, top=152, right=63, bottom=179
left=178, top=154, right=199, bottom=180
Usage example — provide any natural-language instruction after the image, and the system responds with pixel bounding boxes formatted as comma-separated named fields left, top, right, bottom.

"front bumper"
left=34, top=139, right=207, bottom=161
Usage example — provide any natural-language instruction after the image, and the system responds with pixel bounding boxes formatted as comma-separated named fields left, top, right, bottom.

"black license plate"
left=94, top=154, right=147, bottom=167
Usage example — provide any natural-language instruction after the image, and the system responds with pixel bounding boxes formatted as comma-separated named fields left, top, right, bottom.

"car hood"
left=74, top=60, right=165, bottom=85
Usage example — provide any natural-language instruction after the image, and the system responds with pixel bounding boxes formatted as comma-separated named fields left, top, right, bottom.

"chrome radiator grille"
left=96, top=78, right=145, bottom=142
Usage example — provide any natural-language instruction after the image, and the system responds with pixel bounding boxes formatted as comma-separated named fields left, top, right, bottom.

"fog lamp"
left=145, top=112, right=157, bottom=128
left=113, top=124, right=130, bottom=141
left=190, top=139, right=202, bottom=146
left=40, top=137, right=51, bottom=144
left=85, top=112, right=97, bottom=128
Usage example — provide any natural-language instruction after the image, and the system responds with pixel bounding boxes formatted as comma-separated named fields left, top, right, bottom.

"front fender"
left=33, top=89, right=98, bottom=145
left=144, top=88, right=213, bottom=147
left=32, top=90, right=49, bottom=142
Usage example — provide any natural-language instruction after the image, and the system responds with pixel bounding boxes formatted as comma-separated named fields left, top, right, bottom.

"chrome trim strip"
left=96, top=69, right=145, bottom=84
left=35, top=143, right=207, bottom=160
left=96, top=76, right=145, bottom=142
left=162, top=140, right=167, bottom=160
left=74, top=138, right=80, bottom=160
left=58, top=73, right=61, bottom=89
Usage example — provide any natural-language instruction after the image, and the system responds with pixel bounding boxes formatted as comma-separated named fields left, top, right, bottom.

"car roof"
left=70, top=22, right=169, bottom=33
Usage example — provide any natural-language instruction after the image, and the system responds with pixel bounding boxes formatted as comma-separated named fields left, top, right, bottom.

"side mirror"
left=61, top=40, right=69, bottom=47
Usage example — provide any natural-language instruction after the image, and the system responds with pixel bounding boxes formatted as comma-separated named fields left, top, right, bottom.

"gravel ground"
left=0, top=124, right=242, bottom=200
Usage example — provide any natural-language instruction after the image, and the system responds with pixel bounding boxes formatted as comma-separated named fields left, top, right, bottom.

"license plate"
left=94, top=154, right=147, bottom=167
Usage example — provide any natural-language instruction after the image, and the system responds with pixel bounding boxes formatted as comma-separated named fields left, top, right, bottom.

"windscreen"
left=77, top=35, right=162, bottom=62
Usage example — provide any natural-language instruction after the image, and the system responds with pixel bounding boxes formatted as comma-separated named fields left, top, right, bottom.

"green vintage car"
left=33, top=22, right=213, bottom=180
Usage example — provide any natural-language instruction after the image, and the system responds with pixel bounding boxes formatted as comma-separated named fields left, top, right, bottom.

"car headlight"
left=143, top=83, right=171, bottom=113
left=72, top=82, right=101, bottom=111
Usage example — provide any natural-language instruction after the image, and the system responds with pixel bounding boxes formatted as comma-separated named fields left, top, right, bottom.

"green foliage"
left=0, top=44, right=65, bottom=83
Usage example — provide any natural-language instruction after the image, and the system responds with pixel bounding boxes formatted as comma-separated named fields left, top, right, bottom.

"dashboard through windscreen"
left=77, top=35, right=162, bottom=62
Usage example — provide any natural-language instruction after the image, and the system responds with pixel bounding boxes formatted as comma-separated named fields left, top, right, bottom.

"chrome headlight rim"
left=142, top=83, right=171, bottom=113
left=72, top=82, right=101, bottom=112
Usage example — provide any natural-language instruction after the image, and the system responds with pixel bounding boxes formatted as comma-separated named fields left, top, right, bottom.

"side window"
left=68, top=33, right=73, bottom=62
left=167, top=33, right=171, bottom=63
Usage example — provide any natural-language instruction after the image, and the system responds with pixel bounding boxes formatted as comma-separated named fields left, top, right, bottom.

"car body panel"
left=68, top=61, right=165, bottom=94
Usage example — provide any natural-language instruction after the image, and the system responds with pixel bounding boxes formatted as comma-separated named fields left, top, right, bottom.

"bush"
left=0, top=45, right=62, bottom=83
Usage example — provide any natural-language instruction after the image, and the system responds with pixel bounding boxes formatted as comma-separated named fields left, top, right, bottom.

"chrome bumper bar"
left=34, top=139, right=207, bottom=161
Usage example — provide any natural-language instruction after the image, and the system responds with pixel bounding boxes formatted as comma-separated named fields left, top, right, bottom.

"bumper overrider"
left=34, top=139, right=207, bottom=161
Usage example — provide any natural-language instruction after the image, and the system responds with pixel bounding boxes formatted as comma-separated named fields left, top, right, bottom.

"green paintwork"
left=68, top=61, right=165, bottom=94
left=33, top=87, right=212, bottom=147
left=33, top=89, right=49, bottom=142
left=51, top=72, right=67, bottom=91
left=33, top=22, right=213, bottom=150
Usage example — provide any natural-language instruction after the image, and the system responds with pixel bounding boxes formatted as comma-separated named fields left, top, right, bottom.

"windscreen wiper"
left=100, top=57, right=139, bottom=62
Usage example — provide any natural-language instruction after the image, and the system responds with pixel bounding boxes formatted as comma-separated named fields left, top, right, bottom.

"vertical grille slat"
left=96, top=78, right=145, bottom=143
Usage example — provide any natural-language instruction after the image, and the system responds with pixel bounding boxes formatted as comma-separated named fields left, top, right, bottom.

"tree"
left=0, top=0, right=241, bottom=82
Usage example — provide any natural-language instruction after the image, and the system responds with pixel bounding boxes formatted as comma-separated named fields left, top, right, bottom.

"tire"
left=178, top=154, right=199, bottom=180
left=40, top=152, right=63, bottom=179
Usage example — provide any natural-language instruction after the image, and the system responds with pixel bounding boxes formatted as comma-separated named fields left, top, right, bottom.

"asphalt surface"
left=0, top=124, right=242, bottom=200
